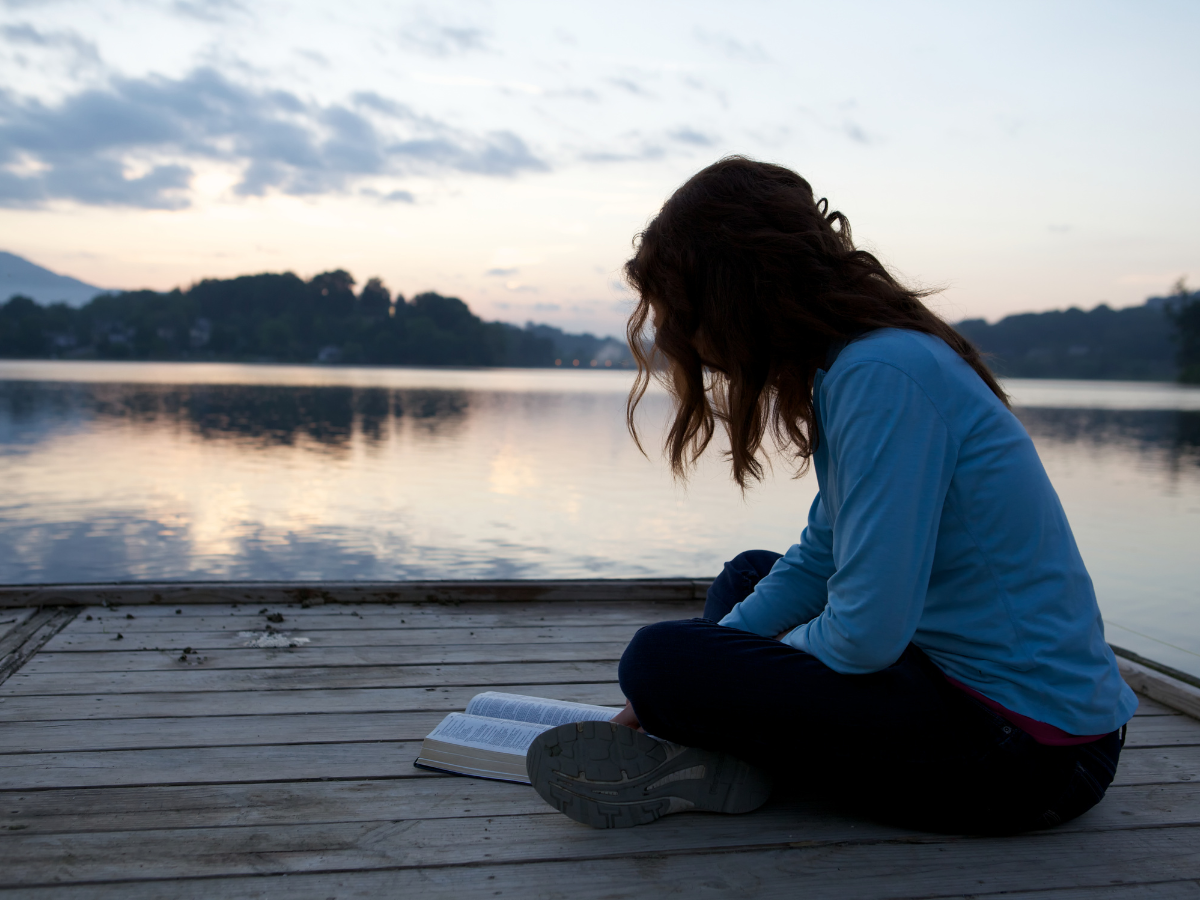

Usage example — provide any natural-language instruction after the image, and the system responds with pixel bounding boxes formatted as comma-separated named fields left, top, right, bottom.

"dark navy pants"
left=618, top=550, right=1123, bottom=834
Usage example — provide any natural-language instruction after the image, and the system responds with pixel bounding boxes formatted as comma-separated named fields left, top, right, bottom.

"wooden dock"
left=1, top=583, right=1199, bottom=898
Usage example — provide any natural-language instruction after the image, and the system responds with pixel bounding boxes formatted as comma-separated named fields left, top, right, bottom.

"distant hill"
left=954, top=297, right=1191, bottom=381
left=0, top=252, right=109, bottom=307
left=522, top=323, right=629, bottom=367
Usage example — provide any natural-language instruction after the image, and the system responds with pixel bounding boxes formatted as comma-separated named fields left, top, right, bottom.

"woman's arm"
left=717, top=494, right=835, bottom=637
left=781, top=359, right=957, bottom=673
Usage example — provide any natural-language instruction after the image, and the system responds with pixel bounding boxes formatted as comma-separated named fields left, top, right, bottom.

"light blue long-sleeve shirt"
left=719, top=328, right=1137, bottom=736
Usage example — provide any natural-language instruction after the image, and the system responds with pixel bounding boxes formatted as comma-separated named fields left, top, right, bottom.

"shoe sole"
left=526, top=720, right=772, bottom=829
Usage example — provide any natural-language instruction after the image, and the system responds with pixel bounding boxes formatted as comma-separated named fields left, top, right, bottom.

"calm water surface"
left=2, top=361, right=1198, bottom=677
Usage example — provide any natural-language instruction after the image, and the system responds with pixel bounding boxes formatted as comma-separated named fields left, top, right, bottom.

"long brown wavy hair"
left=625, top=156, right=1007, bottom=489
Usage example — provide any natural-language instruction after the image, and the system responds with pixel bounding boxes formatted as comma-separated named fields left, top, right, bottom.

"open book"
left=414, top=692, right=623, bottom=783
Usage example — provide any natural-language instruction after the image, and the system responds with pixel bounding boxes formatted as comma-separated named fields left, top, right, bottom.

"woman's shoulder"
left=831, top=328, right=960, bottom=381
left=826, top=328, right=1006, bottom=423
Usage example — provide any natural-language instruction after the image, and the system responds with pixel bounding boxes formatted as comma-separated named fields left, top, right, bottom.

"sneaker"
left=525, top=719, right=772, bottom=829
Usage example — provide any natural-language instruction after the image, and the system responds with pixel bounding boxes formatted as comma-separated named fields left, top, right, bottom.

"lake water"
left=2, top=361, right=1198, bottom=678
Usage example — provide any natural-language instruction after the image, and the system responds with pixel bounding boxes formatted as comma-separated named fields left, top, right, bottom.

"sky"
left=1, top=0, right=1198, bottom=336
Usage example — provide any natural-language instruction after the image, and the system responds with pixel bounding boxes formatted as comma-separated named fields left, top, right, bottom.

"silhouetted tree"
left=358, top=277, right=392, bottom=320
left=1168, top=278, right=1200, bottom=384
left=0, top=296, right=49, bottom=357
left=0, top=272, right=621, bottom=368
left=310, top=270, right=356, bottom=318
left=956, top=302, right=1176, bottom=380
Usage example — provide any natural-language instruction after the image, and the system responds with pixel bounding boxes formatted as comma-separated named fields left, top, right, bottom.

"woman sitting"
left=526, top=156, right=1136, bottom=834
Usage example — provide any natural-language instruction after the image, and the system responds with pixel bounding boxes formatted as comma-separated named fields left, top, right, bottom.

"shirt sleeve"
left=718, top=493, right=835, bottom=636
left=732, top=359, right=959, bottom=673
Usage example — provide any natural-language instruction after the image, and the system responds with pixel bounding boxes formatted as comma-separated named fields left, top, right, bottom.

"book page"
left=425, top=712, right=554, bottom=755
left=464, top=691, right=621, bottom=727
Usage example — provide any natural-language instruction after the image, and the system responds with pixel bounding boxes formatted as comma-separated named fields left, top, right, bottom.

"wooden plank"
left=1114, top=643, right=1200, bottom=689
left=22, top=690, right=1184, bottom=723
left=62, top=598, right=698, bottom=620
left=0, top=805, right=901, bottom=886
left=0, top=579, right=713, bottom=609
left=0, top=703, right=1187, bottom=755
left=1123, top=714, right=1200, bottom=748
left=0, top=609, right=63, bottom=660
left=0, top=608, right=78, bottom=687
left=1121, top=657, right=1200, bottom=721
left=0, top=684, right=1171, bottom=726
left=54, top=603, right=694, bottom=633
left=6, top=873, right=1200, bottom=900
left=1114, top=745, right=1200, bottom=786
left=0, top=711, right=469, bottom=754
left=2, top=777, right=1194, bottom=839
left=0, top=676, right=1190, bottom=726
left=0, top=660, right=621, bottom=695
left=0, top=608, right=35, bottom=645
left=999, top=883, right=1200, bottom=900
left=0, top=741, right=432, bottom=789
left=43, top=623, right=648, bottom=653
left=0, top=682, right=624, bottom=722
left=1137, top=696, right=1186, bottom=716
left=16, top=641, right=631, bottom=674
left=60, top=600, right=657, bottom=619
left=0, top=807, right=1197, bottom=889
left=0, top=741, right=1191, bottom=792
left=0, top=775, right=554, bottom=834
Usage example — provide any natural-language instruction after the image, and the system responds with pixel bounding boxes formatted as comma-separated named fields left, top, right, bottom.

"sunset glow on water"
left=2, top=361, right=1198, bottom=677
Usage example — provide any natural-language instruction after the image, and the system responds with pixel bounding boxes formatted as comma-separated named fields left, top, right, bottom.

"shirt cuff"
left=779, top=622, right=811, bottom=653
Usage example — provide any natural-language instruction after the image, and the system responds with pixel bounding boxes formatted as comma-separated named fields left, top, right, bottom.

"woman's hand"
left=773, top=628, right=794, bottom=641
left=610, top=700, right=642, bottom=731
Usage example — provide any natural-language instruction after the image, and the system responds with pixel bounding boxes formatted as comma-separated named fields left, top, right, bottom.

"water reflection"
left=0, top=368, right=1197, bottom=677
left=1016, top=407, right=1200, bottom=475
left=0, top=382, right=471, bottom=453
left=7, top=379, right=1199, bottom=473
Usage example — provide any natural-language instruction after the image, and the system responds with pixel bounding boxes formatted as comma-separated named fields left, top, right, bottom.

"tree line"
left=2, top=270, right=1198, bottom=382
left=956, top=282, right=1200, bottom=384
left=0, top=270, right=632, bottom=368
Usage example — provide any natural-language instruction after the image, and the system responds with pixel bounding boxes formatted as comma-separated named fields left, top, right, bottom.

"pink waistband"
left=945, top=676, right=1106, bottom=746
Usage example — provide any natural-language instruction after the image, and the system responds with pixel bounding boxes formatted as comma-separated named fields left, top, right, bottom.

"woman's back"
left=807, top=329, right=1136, bottom=735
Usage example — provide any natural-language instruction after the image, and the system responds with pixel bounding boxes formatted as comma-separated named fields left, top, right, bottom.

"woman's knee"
left=704, top=549, right=782, bottom=621
left=617, top=619, right=706, bottom=705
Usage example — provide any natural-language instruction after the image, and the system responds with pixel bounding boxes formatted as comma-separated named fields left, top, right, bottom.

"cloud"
left=680, top=75, right=729, bottom=109
left=606, top=77, right=652, bottom=98
left=359, top=187, right=416, bottom=204
left=1, top=0, right=68, bottom=9
left=842, top=121, right=871, bottom=144
left=669, top=127, right=716, bottom=147
left=171, top=0, right=248, bottom=23
left=545, top=87, right=600, bottom=103
left=0, top=67, right=547, bottom=209
left=399, top=19, right=489, bottom=57
left=694, top=28, right=770, bottom=63
left=486, top=267, right=518, bottom=276
left=294, top=49, right=330, bottom=68
left=796, top=104, right=879, bottom=147
left=578, top=132, right=666, bottom=164
left=0, top=22, right=101, bottom=66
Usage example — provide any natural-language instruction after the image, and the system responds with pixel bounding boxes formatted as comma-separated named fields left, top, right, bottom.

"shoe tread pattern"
left=526, top=720, right=771, bottom=829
